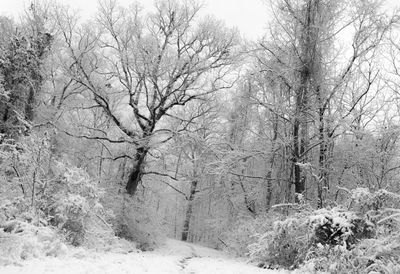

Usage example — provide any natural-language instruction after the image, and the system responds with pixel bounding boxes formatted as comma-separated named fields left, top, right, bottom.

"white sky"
left=1, top=0, right=399, bottom=41
left=0, top=0, right=268, bottom=40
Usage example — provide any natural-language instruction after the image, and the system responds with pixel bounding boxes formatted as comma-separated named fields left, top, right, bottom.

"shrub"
left=114, top=194, right=165, bottom=251
left=300, top=233, right=400, bottom=273
left=221, top=213, right=277, bottom=256
left=0, top=197, right=32, bottom=223
left=42, top=162, right=114, bottom=247
left=0, top=220, right=67, bottom=266
left=310, top=208, right=375, bottom=249
left=296, top=188, right=400, bottom=273
left=249, top=212, right=310, bottom=269
left=249, top=207, right=375, bottom=270
left=351, top=188, right=400, bottom=213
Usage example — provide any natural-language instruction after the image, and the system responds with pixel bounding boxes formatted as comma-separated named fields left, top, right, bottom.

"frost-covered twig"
left=378, top=213, right=400, bottom=225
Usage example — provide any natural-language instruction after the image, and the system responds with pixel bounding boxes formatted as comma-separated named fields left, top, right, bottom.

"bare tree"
left=254, top=0, right=396, bottom=205
left=55, top=0, right=239, bottom=195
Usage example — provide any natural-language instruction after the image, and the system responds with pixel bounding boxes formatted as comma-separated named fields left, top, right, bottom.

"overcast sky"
left=0, top=0, right=268, bottom=40
left=1, top=0, right=399, bottom=41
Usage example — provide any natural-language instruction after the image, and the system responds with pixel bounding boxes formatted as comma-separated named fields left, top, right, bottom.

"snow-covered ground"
left=0, top=239, right=289, bottom=274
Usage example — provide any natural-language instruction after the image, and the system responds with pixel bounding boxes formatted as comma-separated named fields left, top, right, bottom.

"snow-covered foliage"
left=42, top=161, right=114, bottom=247
left=229, top=187, right=400, bottom=272
left=0, top=132, right=51, bottom=204
left=221, top=214, right=276, bottom=256
left=350, top=187, right=400, bottom=213
left=114, top=195, right=165, bottom=251
left=0, top=75, right=9, bottom=99
left=301, top=232, right=400, bottom=273
left=247, top=207, right=311, bottom=269
left=0, top=220, right=67, bottom=265
left=0, top=133, right=115, bottom=256
left=0, top=198, right=32, bottom=223
left=309, top=208, right=375, bottom=248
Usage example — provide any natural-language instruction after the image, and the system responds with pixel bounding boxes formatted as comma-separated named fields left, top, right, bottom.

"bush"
left=296, top=189, right=400, bottom=273
left=249, top=212, right=310, bottom=269
left=300, top=233, right=400, bottom=273
left=42, top=162, right=115, bottom=247
left=221, top=214, right=277, bottom=256
left=114, top=194, right=165, bottom=251
left=0, top=151, right=115, bottom=248
left=351, top=188, right=400, bottom=213
left=248, top=207, right=376, bottom=270
left=0, top=198, right=33, bottom=223
left=243, top=188, right=400, bottom=272
left=0, top=220, right=67, bottom=266
left=310, top=208, right=375, bottom=249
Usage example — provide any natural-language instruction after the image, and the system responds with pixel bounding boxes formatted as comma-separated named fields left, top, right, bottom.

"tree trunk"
left=292, top=0, right=321, bottom=202
left=238, top=177, right=256, bottom=215
left=293, top=117, right=305, bottom=200
left=25, top=86, right=36, bottom=122
left=317, top=106, right=326, bottom=208
left=292, top=61, right=310, bottom=202
left=266, top=114, right=278, bottom=209
left=126, top=146, right=148, bottom=196
left=181, top=180, right=198, bottom=241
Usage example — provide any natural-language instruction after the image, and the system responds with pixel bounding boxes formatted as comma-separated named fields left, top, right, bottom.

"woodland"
left=1, top=0, right=400, bottom=273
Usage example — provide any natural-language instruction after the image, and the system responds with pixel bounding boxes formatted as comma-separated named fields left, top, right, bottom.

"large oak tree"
left=55, top=0, right=239, bottom=195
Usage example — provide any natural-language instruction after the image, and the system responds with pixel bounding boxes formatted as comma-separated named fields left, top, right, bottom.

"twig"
left=159, top=180, right=188, bottom=200
left=95, top=214, right=113, bottom=229
left=218, top=237, right=229, bottom=248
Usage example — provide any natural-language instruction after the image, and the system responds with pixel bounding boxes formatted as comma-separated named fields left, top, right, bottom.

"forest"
left=1, top=0, right=400, bottom=273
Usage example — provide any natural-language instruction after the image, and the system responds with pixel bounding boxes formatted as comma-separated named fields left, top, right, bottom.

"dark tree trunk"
left=126, top=146, right=148, bottom=196
left=292, top=0, right=321, bottom=202
left=317, top=111, right=335, bottom=208
left=25, top=86, right=35, bottom=122
left=181, top=180, right=198, bottom=241
left=293, top=117, right=305, bottom=200
left=292, top=64, right=310, bottom=202
left=317, top=105, right=327, bottom=208
left=239, top=178, right=256, bottom=215
left=266, top=114, right=278, bottom=209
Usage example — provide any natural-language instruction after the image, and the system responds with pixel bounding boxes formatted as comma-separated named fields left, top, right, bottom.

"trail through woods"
left=0, top=239, right=288, bottom=274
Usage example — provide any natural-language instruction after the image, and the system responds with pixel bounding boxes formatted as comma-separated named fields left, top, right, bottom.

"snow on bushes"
left=0, top=132, right=158, bottom=261
left=0, top=160, right=115, bottom=265
left=43, top=162, right=115, bottom=248
left=350, top=187, right=400, bottom=213
left=0, top=133, right=115, bottom=251
left=0, top=220, right=67, bottom=266
left=246, top=206, right=375, bottom=270
left=220, top=214, right=276, bottom=256
left=249, top=214, right=309, bottom=269
left=114, top=194, right=165, bottom=251
left=0, top=197, right=32, bottom=223
left=301, top=188, right=400, bottom=273
left=242, top=188, right=400, bottom=272
left=310, top=208, right=375, bottom=249
left=301, top=232, right=400, bottom=273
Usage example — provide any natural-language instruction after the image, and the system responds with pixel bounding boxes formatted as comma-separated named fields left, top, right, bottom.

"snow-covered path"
left=0, top=239, right=288, bottom=274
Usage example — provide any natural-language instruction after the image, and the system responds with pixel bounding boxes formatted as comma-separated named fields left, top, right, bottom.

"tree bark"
left=126, top=146, right=148, bottom=196
left=239, top=177, right=256, bottom=215
left=266, top=114, right=278, bottom=209
left=292, top=0, right=320, bottom=202
left=293, top=114, right=306, bottom=200
left=25, top=86, right=36, bottom=122
left=181, top=180, right=198, bottom=241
